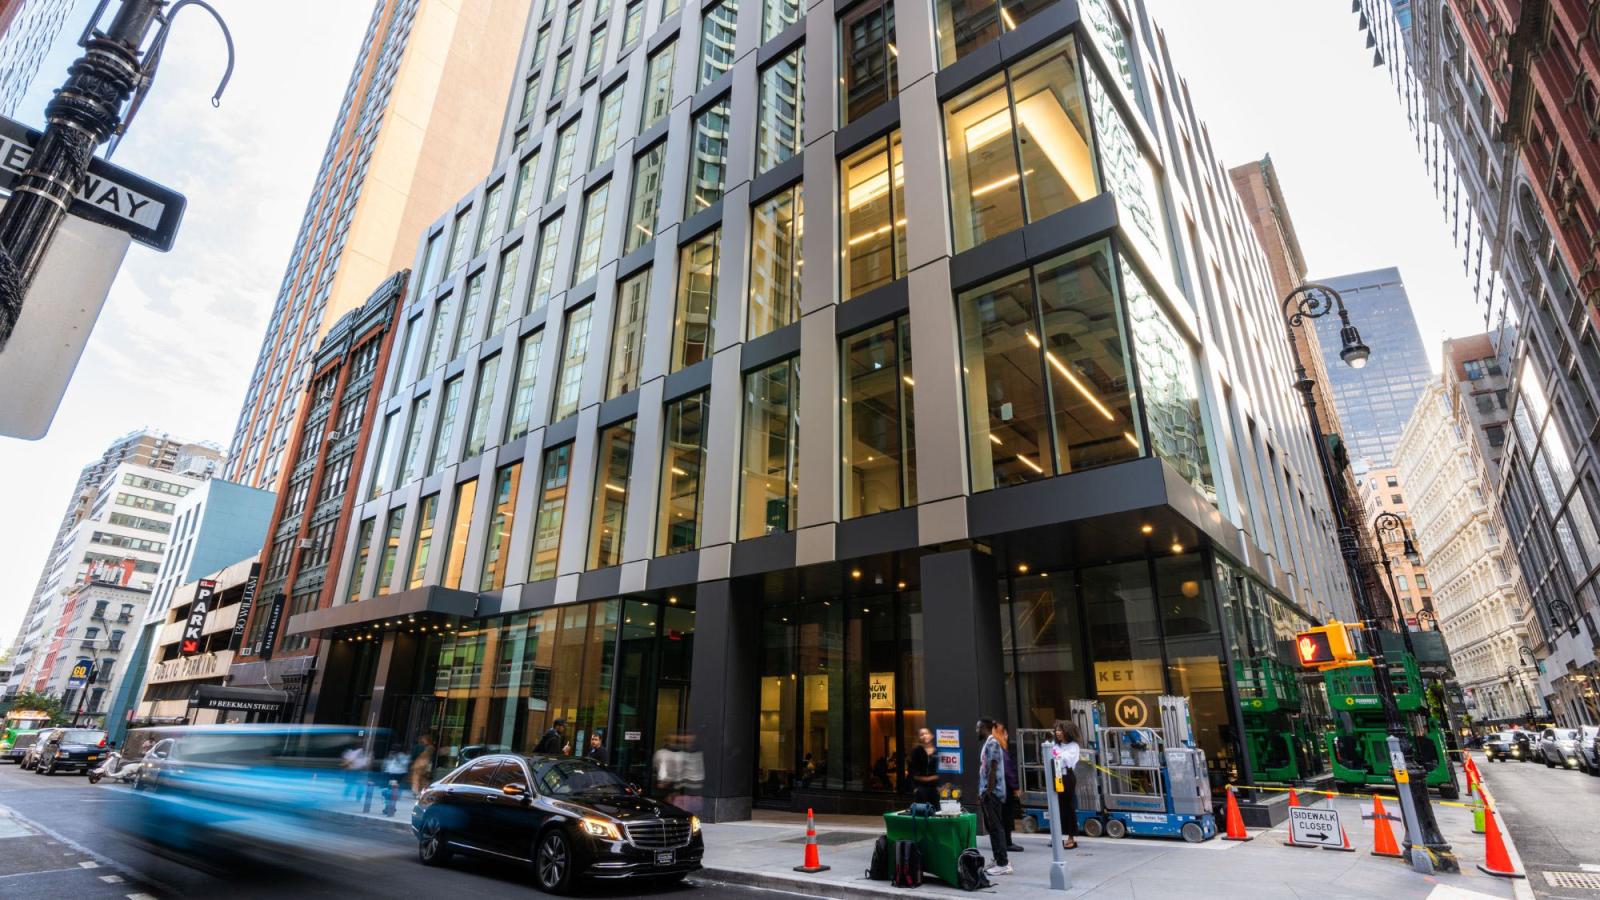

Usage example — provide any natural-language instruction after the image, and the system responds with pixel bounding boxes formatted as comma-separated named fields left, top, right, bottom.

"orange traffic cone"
left=1222, top=786, right=1252, bottom=841
left=1369, top=795, right=1403, bottom=858
left=1282, top=788, right=1319, bottom=848
left=1288, top=789, right=1300, bottom=807
left=794, top=808, right=831, bottom=873
left=1323, top=822, right=1356, bottom=852
left=1475, top=803, right=1524, bottom=878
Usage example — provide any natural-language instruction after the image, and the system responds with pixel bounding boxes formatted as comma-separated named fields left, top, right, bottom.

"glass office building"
left=286, top=0, right=1356, bottom=819
left=1309, top=267, right=1433, bottom=467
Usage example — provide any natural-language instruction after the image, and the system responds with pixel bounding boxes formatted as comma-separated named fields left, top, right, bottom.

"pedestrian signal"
left=1295, top=623, right=1357, bottom=669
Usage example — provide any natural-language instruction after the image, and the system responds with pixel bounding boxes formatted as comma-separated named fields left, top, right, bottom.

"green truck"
left=1322, top=652, right=1457, bottom=799
left=1234, top=657, right=1325, bottom=783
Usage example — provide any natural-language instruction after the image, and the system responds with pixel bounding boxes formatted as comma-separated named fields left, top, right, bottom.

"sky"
left=0, top=1, right=375, bottom=646
left=0, top=1, right=1481, bottom=646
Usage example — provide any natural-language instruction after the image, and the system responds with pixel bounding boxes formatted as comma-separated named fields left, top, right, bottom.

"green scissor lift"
left=1235, top=657, right=1321, bottom=782
left=1322, top=652, right=1457, bottom=799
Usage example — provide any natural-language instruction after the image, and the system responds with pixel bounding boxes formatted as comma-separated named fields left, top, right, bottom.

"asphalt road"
left=0, top=762, right=776, bottom=899
left=1472, top=749, right=1600, bottom=899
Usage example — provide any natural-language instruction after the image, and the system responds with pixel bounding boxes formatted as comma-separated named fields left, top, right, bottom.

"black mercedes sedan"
left=411, top=753, right=703, bottom=893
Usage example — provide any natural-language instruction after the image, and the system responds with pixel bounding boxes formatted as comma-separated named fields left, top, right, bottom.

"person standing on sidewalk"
left=1050, top=720, right=1081, bottom=850
left=908, top=727, right=940, bottom=805
left=976, top=718, right=1011, bottom=876
left=996, top=721, right=1024, bottom=853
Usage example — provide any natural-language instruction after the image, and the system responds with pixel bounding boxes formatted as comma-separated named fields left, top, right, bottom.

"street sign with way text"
left=0, top=115, right=184, bottom=250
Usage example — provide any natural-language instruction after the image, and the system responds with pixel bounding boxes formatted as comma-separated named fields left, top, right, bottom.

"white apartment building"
left=1396, top=380, right=1537, bottom=724
left=17, top=461, right=208, bottom=698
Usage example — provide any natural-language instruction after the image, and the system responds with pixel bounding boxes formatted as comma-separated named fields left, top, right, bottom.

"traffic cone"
left=1472, top=801, right=1485, bottom=834
left=1369, top=795, right=1403, bottom=858
left=1288, top=789, right=1300, bottom=808
left=1282, top=789, right=1319, bottom=848
left=793, top=807, right=831, bottom=873
left=1475, top=803, right=1524, bottom=878
left=1222, top=786, right=1252, bottom=841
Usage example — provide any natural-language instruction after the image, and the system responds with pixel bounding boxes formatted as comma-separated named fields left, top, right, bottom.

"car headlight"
left=690, top=815, right=701, bottom=834
left=580, top=817, right=622, bottom=840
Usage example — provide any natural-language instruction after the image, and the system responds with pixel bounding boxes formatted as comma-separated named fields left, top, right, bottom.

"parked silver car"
left=1539, top=727, right=1583, bottom=769
left=1576, top=725, right=1599, bottom=776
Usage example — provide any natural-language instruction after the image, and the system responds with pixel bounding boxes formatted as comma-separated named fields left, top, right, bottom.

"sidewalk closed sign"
left=1287, top=807, right=1342, bottom=847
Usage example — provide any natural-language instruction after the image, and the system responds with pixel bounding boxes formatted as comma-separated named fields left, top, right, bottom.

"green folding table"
left=882, top=810, right=978, bottom=885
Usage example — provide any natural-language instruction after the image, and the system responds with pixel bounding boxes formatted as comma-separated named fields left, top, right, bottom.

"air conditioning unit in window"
left=297, top=537, right=318, bottom=550
left=326, top=430, right=344, bottom=444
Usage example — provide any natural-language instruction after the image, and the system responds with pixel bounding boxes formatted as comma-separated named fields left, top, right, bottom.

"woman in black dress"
left=908, top=727, right=941, bottom=805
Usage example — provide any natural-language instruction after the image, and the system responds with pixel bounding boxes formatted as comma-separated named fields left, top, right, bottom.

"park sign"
left=180, top=580, right=218, bottom=656
left=0, top=114, right=184, bottom=250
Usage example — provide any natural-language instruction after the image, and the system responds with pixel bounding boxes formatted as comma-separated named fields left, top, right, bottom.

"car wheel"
left=417, top=814, right=453, bottom=867
left=39, top=759, right=53, bottom=776
left=1105, top=819, right=1128, bottom=839
left=1181, top=821, right=1205, bottom=843
left=1082, top=818, right=1104, bottom=838
left=1545, top=756, right=1555, bottom=768
left=535, top=828, right=575, bottom=894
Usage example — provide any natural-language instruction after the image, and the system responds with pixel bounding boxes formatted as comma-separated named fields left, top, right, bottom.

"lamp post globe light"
left=1281, top=281, right=1457, bottom=872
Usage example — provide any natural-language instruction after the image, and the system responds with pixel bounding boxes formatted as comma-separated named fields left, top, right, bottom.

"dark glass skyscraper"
left=1311, top=267, right=1432, bottom=466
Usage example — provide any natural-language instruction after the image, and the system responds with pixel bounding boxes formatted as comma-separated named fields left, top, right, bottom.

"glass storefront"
left=1000, top=552, right=1245, bottom=788
left=421, top=597, right=694, bottom=793
left=756, top=591, right=924, bottom=804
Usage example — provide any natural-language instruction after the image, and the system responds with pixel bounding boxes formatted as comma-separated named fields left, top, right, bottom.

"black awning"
left=188, top=684, right=290, bottom=714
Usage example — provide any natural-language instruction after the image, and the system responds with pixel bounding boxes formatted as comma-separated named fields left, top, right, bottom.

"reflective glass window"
left=672, top=229, right=720, bottom=371
left=481, top=463, right=522, bottom=590
left=740, top=358, right=799, bottom=538
left=747, top=185, right=802, bottom=338
left=756, top=46, right=804, bottom=174
left=442, top=479, right=479, bottom=589
left=553, top=302, right=594, bottom=420
left=589, top=420, right=637, bottom=569
left=408, top=494, right=438, bottom=589
left=842, top=317, right=915, bottom=517
left=699, top=0, right=738, bottom=88
left=607, top=269, right=650, bottom=398
left=840, top=133, right=906, bottom=298
left=573, top=181, right=611, bottom=284
left=839, top=0, right=896, bottom=124
left=659, top=392, right=708, bottom=554
left=626, top=142, right=666, bottom=253
left=462, top=353, right=501, bottom=460
left=530, top=444, right=573, bottom=580
left=685, top=95, right=731, bottom=216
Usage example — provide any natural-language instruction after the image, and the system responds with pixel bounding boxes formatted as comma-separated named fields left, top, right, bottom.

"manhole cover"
left=783, top=832, right=876, bottom=846
left=1544, top=871, right=1600, bottom=890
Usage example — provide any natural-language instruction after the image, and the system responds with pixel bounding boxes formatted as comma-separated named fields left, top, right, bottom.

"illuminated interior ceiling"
left=959, top=88, right=1095, bottom=202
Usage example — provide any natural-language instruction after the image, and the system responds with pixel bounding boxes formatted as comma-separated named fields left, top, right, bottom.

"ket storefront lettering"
left=181, top=579, right=218, bottom=656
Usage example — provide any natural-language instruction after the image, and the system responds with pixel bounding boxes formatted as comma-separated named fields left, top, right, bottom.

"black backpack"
left=867, top=835, right=891, bottom=880
left=956, top=848, right=992, bottom=891
left=892, top=839, right=923, bottom=888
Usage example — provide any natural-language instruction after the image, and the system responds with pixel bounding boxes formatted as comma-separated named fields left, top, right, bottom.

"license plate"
left=85, top=756, right=99, bottom=761
left=655, top=850, right=675, bottom=865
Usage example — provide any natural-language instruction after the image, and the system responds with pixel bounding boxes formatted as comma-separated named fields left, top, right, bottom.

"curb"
left=698, top=866, right=941, bottom=899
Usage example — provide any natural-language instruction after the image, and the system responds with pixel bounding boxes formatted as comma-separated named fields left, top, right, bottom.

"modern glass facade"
left=298, top=0, right=1356, bottom=820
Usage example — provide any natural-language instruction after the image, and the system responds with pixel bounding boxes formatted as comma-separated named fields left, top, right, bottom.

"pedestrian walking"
left=908, top=727, right=940, bottom=805
left=1051, top=720, right=1081, bottom=850
left=996, top=721, right=1024, bottom=853
left=976, top=718, right=1011, bottom=876
left=409, top=733, right=436, bottom=797
left=535, top=717, right=569, bottom=755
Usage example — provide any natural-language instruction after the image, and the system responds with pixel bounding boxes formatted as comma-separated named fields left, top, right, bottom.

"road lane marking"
left=100, top=874, right=125, bottom=883
left=78, top=860, right=100, bottom=868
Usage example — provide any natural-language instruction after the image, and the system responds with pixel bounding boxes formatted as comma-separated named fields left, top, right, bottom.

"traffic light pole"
left=1283, top=285, right=1457, bottom=874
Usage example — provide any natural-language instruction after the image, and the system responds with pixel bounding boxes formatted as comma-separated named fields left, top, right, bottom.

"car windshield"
left=63, top=730, right=104, bottom=743
left=535, top=759, right=631, bottom=797
left=1553, top=729, right=1578, bottom=740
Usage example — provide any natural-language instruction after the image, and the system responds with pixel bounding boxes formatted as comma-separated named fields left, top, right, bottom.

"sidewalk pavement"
left=324, top=787, right=1534, bottom=900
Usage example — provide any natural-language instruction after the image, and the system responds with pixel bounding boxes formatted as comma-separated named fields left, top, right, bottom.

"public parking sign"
left=1287, top=806, right=1343, bottom=848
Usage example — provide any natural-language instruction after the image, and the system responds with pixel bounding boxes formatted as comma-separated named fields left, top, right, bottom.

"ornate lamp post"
left=1506, top=665, right=1536, bottom=723
left=1282, top=282, right=1457, bottom=872
left=1548, top=597, right=1581, bottom=639
left=1372, top=510, right=1422, bottom=655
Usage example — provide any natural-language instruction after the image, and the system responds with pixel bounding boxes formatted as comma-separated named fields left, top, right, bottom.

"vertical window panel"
left=589, top=420, right=637, bottom=568
left=481, top=462, right=522, bottom=589
left=641, top=41, right=677, bottom=131
left=626, top=143, right=666, bottom=253
left=699, top=0, right=738, bottom=88
left=553, top=302, right=594, bottom=420
left=488, top=243, right=521, bottom=337
left=375, top=507, right=406, bottom=596
left=621, top=0, right=645, bottom=48
left=658, top=392, right=708, bottom=554
left=740, top=359, right=799, bottom=538
left=608, top=268, right=650, bottom=398
left=512, top=152, right=538, bottom=229
left=462, top=353, right=501, bottom=460
left=453, top=272, right=486, bottom=358
left=408, top=494, right=439, bottom=589
left=1122, top=256, right=1213, bottom=501
left=347, top=518, right=375, bottom=602
left=685, top=95, right=731, bottom=215
left=592, top=87, right=625, bottom=166
left=547, top=122, right=579, bottom=203
left=475, top=181, right=503, bottom=256
left=761, top=0, right=800, bottom=42
left=368, top=410, right=402, bottom=500
left=428, top=377, right=464, bottom=476
left=672, top=229, right=720, bottom=370
left=840, top=134, right=905, bottom=298
left=442, top=479, right=479, bottom=589
left=755, top=46, right=804, bottom=174
left=530, top=215, right=565, bottom=310
left=505, top=329, right=546, bottom=441
left=747, top=185, right=802, bottom=338
left=586, top=24, right=608, bottom=75
left=959, top=268, right=1050, bottom=490
left=530, top=444, right=573, bottom=580
left=573, top=181, right=611, bottom=284
left=839, top=0, right=897, bottom=124
left=842, top=318, right=915, bottom=517
left=399, top=394, right=431, bottom=484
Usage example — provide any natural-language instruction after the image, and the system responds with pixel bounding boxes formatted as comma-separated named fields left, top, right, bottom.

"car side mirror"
left=503, top=782, right=531, bottom=801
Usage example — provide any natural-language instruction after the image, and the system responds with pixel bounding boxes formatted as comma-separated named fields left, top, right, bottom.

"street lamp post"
left=1282, top=282, right=1457, bottom=873
left=0, top=0, right=231, bottom=350
left=1548, top=597, right=1581, bottom=639
left=1505, top=665, right=1536, bottom=724
left=1372, top=510, right=1422, bottom=657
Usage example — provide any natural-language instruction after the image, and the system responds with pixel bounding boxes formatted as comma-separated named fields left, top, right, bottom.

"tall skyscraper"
left=222, top=0, right=525, bottom=493
left=1309, top=267, right=1432, bottom=466
left=0, top=0, right=77, bottom=116
left=285, top=0, right=1357, bottom=815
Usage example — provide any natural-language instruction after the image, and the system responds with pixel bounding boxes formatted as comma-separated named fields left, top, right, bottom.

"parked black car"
left=411, top=754, right=703, bottom=893
left=32, top=728, right=107, bottom=775
left=1481, top=730, right=1534, bottom=762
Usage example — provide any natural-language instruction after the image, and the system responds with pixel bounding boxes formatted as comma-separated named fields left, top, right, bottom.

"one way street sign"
left=0, top=114, right=184, bottom=250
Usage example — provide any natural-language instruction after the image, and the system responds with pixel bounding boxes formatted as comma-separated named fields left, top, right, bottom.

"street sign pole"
left=1041, top=741, right=1069, bottom=891
left=1388, top=735, right=1432, bottom=874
